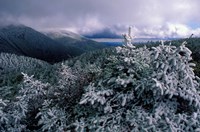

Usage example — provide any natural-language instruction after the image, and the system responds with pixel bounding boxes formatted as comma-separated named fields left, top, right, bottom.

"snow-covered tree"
left=0, top=72, right=49, bottom=131
left=1, top=27, right=200, bottom=131
left=73, top=30, right=200, bottom=131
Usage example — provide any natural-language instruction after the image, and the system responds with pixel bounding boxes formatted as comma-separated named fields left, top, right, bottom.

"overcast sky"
left=0, top=0, right=200, bottom=38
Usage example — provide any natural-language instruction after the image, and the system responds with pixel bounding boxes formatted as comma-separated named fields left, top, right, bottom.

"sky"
left=0, top=0, right=200, bottom=38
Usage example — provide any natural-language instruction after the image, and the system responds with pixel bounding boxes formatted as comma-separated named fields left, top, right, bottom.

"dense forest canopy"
left=1, top=30, right=200, bottom=131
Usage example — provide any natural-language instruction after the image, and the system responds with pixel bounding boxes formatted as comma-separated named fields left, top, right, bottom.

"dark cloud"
left=83, top=28, right=121, bottom=38
left=0, top=0, right=199, bottom=38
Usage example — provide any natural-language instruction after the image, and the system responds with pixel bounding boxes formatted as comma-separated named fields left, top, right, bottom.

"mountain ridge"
left=43, top=30, right=107, bottom=56
left=0, top=25, right=107, bottom=63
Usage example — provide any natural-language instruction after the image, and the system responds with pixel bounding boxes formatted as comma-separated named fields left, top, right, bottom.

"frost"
left=73, top=30, right=200, bottom=131
left=1, top=28, right=200, bottom=131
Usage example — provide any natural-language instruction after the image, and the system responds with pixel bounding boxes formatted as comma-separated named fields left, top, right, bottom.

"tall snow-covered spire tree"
left=123, top=26, right=133, bottom=46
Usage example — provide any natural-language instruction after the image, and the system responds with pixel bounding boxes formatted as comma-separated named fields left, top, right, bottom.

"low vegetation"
left=1, top=37, right=200, bottom=131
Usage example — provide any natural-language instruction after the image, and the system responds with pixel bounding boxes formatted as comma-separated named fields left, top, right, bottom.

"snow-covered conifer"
left=74, top=29, right=200, bottom=131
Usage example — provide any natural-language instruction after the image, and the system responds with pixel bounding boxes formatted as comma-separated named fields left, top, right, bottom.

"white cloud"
left=76, top=16, right=105, bottom=34
left=0, top=0, right=200, bottom=38
left=131, top=23, right=200, bottom=38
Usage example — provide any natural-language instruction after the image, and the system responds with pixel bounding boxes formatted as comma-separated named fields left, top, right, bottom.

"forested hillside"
left=0, top=25, right=107, bottom=63
left=1, top=35, right=200, bottom=131
left=0, top=53, right=55, bottom=100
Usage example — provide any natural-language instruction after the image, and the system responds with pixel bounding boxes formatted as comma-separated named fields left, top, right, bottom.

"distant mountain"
left=0, top=25, right=107, bottom=63
left=0, top=25, right=71, bottom=62
left=44, top=30, right=107, bottom=56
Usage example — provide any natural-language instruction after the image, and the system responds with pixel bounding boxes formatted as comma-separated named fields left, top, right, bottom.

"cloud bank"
left=0, top=0, right=200, bottom=38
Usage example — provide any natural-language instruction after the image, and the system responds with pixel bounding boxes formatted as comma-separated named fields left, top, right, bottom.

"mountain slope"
left=0, top=52, right=56, bottom=99
left=0, top=25, right=70, bottom=63
left=44, top=30, right=107, bottom=56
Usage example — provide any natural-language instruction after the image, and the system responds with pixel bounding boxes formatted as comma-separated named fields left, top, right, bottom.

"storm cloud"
left=0, top=0, right=200, bottom=38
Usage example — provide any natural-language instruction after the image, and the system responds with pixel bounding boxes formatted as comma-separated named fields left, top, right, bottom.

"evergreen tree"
left=73, top=32, right=200, bottom=131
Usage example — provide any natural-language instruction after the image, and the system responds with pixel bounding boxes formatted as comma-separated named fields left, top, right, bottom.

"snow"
left=43, top=30, right=84, bottom=41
